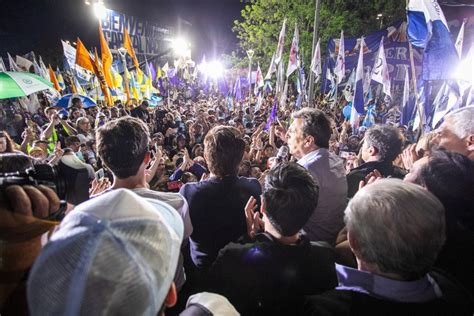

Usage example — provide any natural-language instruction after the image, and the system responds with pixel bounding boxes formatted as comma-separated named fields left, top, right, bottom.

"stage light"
left=172, top=37, right=191, bottom=57
left=454, top=50, right=474, bottom=84
left=93, top=1, right=107, bottom=19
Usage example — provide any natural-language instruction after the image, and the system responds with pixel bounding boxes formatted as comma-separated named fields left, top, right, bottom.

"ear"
left=347, top=229, right=360, bottom=258
left=466, top=134, right=474, bottom=152
left=368, top=146, right=378, bottom=157
left=164, top=282, right=177, bottom=308
left=305, top=134, right=316, bottom=147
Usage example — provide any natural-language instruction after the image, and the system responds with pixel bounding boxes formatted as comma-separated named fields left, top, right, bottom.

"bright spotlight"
left=206, top=61, right=224, bottom=79
left=172, top=37, right=191, bottom=57
left=93, top=2, right=107, bottom=19
left=454, top=49, right=474, bottom=84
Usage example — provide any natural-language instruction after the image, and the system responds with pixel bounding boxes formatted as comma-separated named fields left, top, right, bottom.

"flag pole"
left=406, top=0, right=424, bottom=134
left=308, top=0, right=321, bottom=106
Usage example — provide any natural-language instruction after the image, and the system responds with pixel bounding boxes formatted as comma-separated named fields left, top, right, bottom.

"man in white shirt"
left=282, top=108, right=347, bottom=245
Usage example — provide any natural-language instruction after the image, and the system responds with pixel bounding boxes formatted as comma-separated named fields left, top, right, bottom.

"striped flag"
left=286, top=23, right=299, bottom=77
left=274, top=19, right=287, bottom=65
left=350, top=38, right=365, bottom=129
left=371, top=37, right=391, bottom=97
left=334, top=30, right=345, bottom=84
left=310, top=38, right=321, bottom=83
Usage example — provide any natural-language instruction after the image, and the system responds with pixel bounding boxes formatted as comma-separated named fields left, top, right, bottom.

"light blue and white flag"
left=350, top=38, right=365, bottom=129
left=334, top=30, right=345, bottom=84
left=455, top=19, right=466, bottom=58
left=431, top=81, right=461, bottom=128
left=371, top=37, right=391, bottom=97
left=407, top=0, right=458, bottom=80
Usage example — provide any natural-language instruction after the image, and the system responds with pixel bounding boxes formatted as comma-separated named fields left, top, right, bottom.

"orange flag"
left=123, top=28, right=140, bottom=71
left=99, top=23, right=115, bottom=89
left=48, top=65, right=61, bottom=92
left=93, top=48, right=113, bottom=106
left=75, top=38, right=95, bottom=73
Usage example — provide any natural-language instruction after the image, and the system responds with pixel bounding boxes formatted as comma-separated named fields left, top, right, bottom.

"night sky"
left=0, top=0, right=246, bottom=66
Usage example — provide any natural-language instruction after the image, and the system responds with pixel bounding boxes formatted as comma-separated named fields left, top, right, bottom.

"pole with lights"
left=246, top=49, right=254, bottom=105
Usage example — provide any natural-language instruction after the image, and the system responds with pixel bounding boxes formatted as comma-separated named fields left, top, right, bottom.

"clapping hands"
left=244, top=196, right=264, bottom=239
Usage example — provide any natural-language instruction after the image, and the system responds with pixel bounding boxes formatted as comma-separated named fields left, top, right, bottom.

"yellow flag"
left=124, top=28, right=140, bottom=69
left=48, top=65, right=61, bottom=92
left=99, top=22, right=115, bottom=89
left=75, top=38, right=95, bottom=73
left=93, top=48, right=113, bottom=106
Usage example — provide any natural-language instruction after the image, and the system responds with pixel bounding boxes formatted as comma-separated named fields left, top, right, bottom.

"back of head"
left=96, top=117, right=150, bottom=178
left=444, top=106, right=474, bottom=140
left=415, top=150, right=474, bottom=231
left=204, top=125, right=245, bottom=177
left=263, top=162, right=319, bottom=236
left=292, top=108, right=331, bottom=148
left=27, top=189, right=182, bottom=316
left=364, top=125, right=403, bottom=162
left=346, top=179, right=445, bottom=280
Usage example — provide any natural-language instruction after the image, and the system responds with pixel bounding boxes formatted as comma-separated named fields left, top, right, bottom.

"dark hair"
left=263, top=162, right=319, bottom=236
left=0, top=131, right=16, bottom=153
left=65, top=136, right=81, bottom=147
left=292, top=108, right=331, bottom=148
left=204, top=126, right=245, bottom=177
left=364, top=125, right=403, bottom=162
left=416, top=150, right=474, bottom=232
left=96, top=117, right=150, bottom=178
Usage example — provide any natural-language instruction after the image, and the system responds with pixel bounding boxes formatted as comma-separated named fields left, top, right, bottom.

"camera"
left=0, top=153, right=91, bottom=219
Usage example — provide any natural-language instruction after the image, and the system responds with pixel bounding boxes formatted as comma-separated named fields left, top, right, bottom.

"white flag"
left=254, top=63, right=264, bottom=95
left=16, top=55, right=33, bottom=71
left=274, top=19, right=287, bottom=65
left=265, top=53, right=276, bottom=80
left=455, top=19, right=466, bottom=58
left=371, top=38, right=391, bottom=97
left=310, top=38, right=322, bottom=83
left=334, top=30, right=345, bottom=84
left=286, top=23, right=299, bottom=77
left=0, top=58, right=6, bottom=72
left=402, top=66, right=410, bottom=109
left=38, top=56, right=50, bottom=81
left=350, top=38, right=365, bottom=129
left=432, top=82, right=461, bottom=128
left=8, top=53, right=21, bottom=72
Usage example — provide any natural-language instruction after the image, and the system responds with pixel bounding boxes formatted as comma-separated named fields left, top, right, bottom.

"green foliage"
left=231, top=0, right=405, bottom=72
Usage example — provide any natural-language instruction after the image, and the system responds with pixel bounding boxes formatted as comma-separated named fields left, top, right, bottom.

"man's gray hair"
left=363, top=125, right=403, bottom=162
left=444, top=106, right=474, bottom=139
left=292, top=108, right=332, bottom=148
left=345, top=179, right=445, bottom=280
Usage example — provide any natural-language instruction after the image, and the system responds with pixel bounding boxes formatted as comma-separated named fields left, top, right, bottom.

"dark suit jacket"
left=301, top=270, right=474, bottom=316
left=347, top=161, right=406, bottom=198
left=180, top=175, right=261, bottom=269
left=206, top=233, right=337, bottom=315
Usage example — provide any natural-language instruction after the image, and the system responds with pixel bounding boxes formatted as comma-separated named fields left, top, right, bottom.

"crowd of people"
left=0, top=88, right=473, bottom=315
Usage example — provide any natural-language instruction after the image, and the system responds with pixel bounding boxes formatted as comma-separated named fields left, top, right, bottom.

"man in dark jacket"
left=180, top=126, right=261, bottom=270
left=206, top=162, right=337, bottom=315
left=302, top=179, right=473, bottom=315
left=346, top=125, right=405, bottom=197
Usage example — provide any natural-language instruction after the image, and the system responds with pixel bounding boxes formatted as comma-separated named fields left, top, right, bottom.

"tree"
left=231, top=0, right=405, bottom=73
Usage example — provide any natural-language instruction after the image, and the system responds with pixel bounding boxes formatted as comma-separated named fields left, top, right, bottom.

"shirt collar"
left=335, top=264, right=443, bottom=303
left=297, top=148, right=325, bottom=166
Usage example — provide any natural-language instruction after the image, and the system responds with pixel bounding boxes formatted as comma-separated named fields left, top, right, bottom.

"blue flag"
left=407, top=0, right=459, bottom=80
left=265, top=100, right=278, bottom=131
left=233, top=77, right=243, bottom=101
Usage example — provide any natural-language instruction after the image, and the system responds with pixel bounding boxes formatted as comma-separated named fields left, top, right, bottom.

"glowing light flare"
left=172, top=38, right=191, bottom=57
left=199, top=60, right=224, bottom=79
left=93, top=2, right=107, bottom=19
left=454, top=52, right=474, bottom=85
